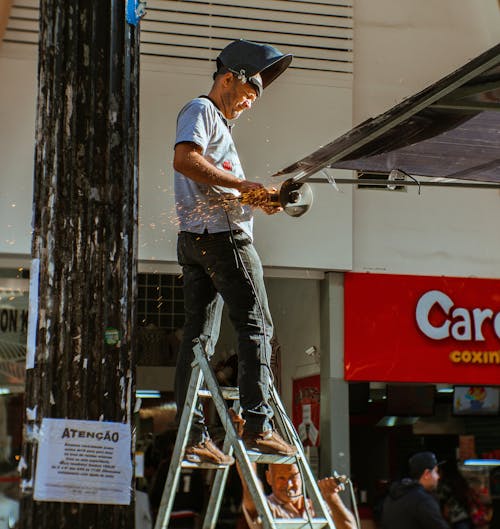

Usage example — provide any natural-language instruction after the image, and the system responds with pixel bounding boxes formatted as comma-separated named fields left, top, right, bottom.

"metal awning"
left=275, top=42, right=500, bottom=184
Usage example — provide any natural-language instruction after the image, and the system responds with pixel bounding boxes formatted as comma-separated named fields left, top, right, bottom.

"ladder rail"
left=155, top=337, right=336, bottom=529
left=270, top=385, right=337, bottom=529
left=193, top=341, right=279, bottom=529
left=202, top=400, right=240, bottom=529
left=153, top=363, right=204, bottom=529
left=202, top=448, right=234, bottom=529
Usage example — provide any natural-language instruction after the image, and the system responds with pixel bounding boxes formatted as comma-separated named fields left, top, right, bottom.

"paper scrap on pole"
left=34, top=418, right=132, bottom=505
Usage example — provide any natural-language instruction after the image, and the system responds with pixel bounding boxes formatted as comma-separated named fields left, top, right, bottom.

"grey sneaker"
left=242, top=430, right=297, bottom=456
left=185, top=438, right=235, bottom=465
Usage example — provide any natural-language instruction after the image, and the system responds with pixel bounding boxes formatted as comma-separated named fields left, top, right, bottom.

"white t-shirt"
left=174, top=97, right=254, bottom=238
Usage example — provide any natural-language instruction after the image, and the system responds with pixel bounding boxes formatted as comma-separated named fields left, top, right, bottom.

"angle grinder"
left=240, top=178, right=313, bottom=217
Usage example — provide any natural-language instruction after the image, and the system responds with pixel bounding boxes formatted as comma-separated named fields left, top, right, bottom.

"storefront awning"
left=275, top=42, right=500, bottom=183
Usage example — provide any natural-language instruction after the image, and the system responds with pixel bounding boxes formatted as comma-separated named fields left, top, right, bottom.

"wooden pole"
left=20, top=1, right=139, bottom=527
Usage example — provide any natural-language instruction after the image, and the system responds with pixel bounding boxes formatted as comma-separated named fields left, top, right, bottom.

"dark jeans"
left=174, top=230, right=274, bottom=442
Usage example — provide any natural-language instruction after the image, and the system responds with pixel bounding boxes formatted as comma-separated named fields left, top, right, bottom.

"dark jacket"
left=382, top=478, right=450, bottom=529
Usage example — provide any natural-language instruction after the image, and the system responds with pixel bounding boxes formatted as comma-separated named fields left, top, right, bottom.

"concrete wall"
left=135, top=59, right=355, bottom=270
left=352, top=0, right=500, bottom=277
left=354, top=0, right=500, bottom=122
left=0, top=56, right=37, bottom=254
left=214, top=276, right=321, bottom=413
left=0, top=48, right=353, bottom=270
left=2, top=2, right=500, bottom=410
left=3, top=2, right=499, bottom=278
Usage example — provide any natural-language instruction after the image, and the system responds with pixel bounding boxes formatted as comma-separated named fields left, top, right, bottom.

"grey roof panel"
left=275, top=43, right=500, bottom=183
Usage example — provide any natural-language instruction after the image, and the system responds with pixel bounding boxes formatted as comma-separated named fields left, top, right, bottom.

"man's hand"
left=239, top=185, right=282, bottom=215
left=318, top=476, right=358, bottom=529
left=238, top=180, right=264, bottom=193
left=318, top=476, right=345, bottom=502
left=257, top=187, right=282, bottom=215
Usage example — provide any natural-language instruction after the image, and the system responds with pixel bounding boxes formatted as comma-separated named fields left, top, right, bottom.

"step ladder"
left=154, top=339, right=336, bottom=529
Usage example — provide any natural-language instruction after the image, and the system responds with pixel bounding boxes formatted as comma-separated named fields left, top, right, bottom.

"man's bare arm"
left=236, top=460, right=263, bottom=520
left=174, top=142, right=262, bottom=193
left=318, top=477, right=358, bottom=529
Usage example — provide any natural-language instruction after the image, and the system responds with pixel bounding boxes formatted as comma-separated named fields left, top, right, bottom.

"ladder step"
left=181, top=460, right=230, bottom=470
left=198, top=386, right=239, bottom=400
left=181, top=451, right=299, bottom=467
left=274, top=518, right=330, bottom=529
left=156, top=342, right=335, bottom=529
left=247, top=451, right=300, bottom=464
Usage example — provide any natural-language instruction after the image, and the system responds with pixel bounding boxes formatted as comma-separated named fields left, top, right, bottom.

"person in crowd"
left=381, top=451, right=449, bottom=529
left=467, top=476, right=493, bottom=529
left=172, top=38, right=296, bottom=465
left=437, top=459, right=473, bottom=529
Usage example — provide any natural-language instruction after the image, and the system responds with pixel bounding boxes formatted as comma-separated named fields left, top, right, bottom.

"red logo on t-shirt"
left=222, top=160, right=233, bottom=171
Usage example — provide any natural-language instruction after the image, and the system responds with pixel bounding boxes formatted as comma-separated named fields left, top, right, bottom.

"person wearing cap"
left=381, top=451, right=449, bottom=529
left=172, top=39, right=295, bottom=465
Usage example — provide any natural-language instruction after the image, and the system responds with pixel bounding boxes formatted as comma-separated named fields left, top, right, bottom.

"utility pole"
left=19, top=1, right=140, bottom=528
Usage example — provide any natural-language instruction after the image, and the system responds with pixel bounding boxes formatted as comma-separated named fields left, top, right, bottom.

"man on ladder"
left=172, top=38, right=296, bottom=465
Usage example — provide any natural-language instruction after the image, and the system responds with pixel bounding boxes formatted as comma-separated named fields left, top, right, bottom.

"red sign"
left=292, top=375, right=320, bottom=447
left=344, top=273, right=500, bottom=384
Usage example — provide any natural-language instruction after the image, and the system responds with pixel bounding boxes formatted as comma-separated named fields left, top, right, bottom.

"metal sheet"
left=275, top=43, right=500, bottom=183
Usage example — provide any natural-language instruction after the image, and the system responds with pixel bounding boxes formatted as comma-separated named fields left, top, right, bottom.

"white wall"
left=139, top=59, right=353, bottom=270
left=0, top=48, right=354, bottom=271
left=136, top=274, right=322, bottom=417
left=0, top=56, right=37, bottom=254
left=352, top=0, right=500, bottom=277
left=353, top=186, right=500, bottom=277
left=354, top=0, right=500, bottom=122
left=2, top=3, right=500, bottom=277
left=215, top=277, right=321, bottom=414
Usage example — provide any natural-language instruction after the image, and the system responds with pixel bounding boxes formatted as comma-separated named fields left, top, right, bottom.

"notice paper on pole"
left=34, top=418, right=133, bottom=505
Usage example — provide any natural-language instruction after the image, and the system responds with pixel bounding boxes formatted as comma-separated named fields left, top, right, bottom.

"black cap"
left=215, top=39, right=293, bottom=96
left=408, top=451, right=443, bottom=479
